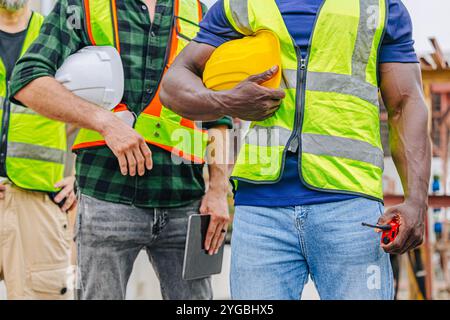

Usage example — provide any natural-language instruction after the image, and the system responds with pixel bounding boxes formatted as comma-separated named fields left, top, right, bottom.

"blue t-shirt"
left=195, top=0, right=418, bottom=207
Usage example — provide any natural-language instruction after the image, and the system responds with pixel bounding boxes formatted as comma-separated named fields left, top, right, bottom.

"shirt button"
left=146, top=88, right=153, bottom=95
left=141, top=5, right=147, bottom=11
left=60, top=287, right=67, bottom=295
left=150, top=31, right=156, bottom=37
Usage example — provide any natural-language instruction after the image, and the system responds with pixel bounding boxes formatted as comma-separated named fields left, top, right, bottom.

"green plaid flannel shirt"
left=9, top=0, right=231, bottom=208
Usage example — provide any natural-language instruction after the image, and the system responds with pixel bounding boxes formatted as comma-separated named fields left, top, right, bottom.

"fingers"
left=204, top=217, right=218, bottom=255
left=54, top=182, right=73, bottom=204
left=133, top=147, right=146, bottom=176
left=61, top=191, right=77, bottom=213
left=115, top=140, right=152, bottom=176
left=209, top=222, right=228, bottom=255
left=382, top=230, right=409, bottom=255
left=117, top=151, right=128, bottom=176
left=201, top=206, right=229, bottom=255
left=377, top=207, right=398, bottom=225
left=243, top=99, right=282, bottom=121
left=382, top=221, right=423, bottom=255
left=379, top=207, right=402, bottom=253
left=409, top=234, right=424, bottom=251
left=124, top=150, right=137, bottom=176
left=379, top=205, right=425, bottom=255
left=382, top=225, right=409, bottom=254
left=212, top=223, right=228, bottom=255
left=247, top=65, right=279, bottom=85
left=53, top=178, right=66, bottom=189
left=267, top=88, right=286, bottom=100
left=140, top=141, right=153, bottom=171
left=0, top=184, right=6, bottom=200
left=200, top=201, right=208, bottom=215
left=402, top=227, right=424, bottom=254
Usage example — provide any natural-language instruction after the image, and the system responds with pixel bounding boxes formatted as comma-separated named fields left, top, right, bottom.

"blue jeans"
left=231, top=198, right=394, bottom=300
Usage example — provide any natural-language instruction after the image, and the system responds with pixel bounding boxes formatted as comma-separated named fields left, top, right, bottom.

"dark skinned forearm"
left=160, top=42, right=225, bottom=121
left=381, top=63, right=431, bottom=205
left=378, top=62, right=431, bottom=254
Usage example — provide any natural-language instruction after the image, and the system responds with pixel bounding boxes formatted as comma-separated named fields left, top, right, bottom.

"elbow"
left=159, top=79, right=171, bottom=109
left=160, top=75, right=194, bottom=120
left=13, top=87, right=28, bottom=106
left=13, top=78, right=40, bottom=108
left=159, top=78, right=180, bottom=114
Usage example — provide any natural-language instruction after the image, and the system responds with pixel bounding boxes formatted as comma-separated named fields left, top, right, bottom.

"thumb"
left=54, top=179, right=65, bottom=188
left=199, top=201, right=208, bottom=215
left=247, top=65, right=279, bottom=85
left=378, top=206, right=398, bottom=225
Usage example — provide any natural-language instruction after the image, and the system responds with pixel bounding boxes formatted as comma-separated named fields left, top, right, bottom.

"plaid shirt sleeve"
left=9, top=0, right=86, bottom=104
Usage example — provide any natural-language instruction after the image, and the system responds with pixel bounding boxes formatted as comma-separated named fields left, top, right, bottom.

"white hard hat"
left=55, top=46, right=124, bottom=110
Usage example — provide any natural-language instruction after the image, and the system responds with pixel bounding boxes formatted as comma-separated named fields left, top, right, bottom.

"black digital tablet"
left=182, top=214, right=225, bottom=281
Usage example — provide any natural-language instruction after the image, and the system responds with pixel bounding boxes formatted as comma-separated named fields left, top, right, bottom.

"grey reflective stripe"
left=280, top=69, right=297, bottom=90
left=229, top=0, right=252, bottom=35
left=7, top=141, right=65, bottom=164
left=306, top=71, right=379, bottom=106
left=302, top=133, right=384, bottom=169
left=352, top=0, right=379, bottom=80
left=0, top=96, right=4, bottom=111
left=10, top=103, right=38, bottom=115
left=244, top=125, right=292, bottom=147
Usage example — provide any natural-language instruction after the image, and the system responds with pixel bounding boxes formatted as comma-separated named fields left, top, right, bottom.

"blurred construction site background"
left=1, top=0, right=448, bottom=300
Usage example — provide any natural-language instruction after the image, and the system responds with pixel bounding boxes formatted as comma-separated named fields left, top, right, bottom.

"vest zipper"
left=285, top=44, right=306, bottom=154
left=0, top=83, right=10, bottom=177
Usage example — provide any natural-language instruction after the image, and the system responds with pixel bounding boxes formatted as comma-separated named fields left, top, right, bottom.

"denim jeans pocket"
left=377, top=201, right=385, bottom=217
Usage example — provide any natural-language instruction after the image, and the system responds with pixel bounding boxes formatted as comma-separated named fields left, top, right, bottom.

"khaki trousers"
left=0, top=184, right=74, bottom=300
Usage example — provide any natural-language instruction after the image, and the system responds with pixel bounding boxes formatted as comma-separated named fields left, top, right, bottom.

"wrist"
left=95, top=109, right=117, bottom=136
left=404, top=196, right=428, bottom=208
left=208, top=90, right=232, bottom=118
left=207, top=182, right=229, bottom=195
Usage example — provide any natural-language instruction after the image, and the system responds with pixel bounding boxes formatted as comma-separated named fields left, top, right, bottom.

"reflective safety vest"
left=72, top=0, right=208, bottom=164
left=0, top=12, right=67, bottom=192
left=225, top=0, right=387, bottom=201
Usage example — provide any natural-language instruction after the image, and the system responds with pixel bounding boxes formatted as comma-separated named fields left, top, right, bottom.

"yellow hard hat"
left=203, top=30, right=282, bottom=91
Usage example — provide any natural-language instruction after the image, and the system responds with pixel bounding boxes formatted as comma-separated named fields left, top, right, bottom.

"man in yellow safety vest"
left=161, top=0, right=431, bottom=300
left=0, top=0, right=76, bottom=300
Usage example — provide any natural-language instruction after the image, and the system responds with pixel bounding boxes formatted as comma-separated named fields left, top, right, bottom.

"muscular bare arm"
left=378, top=62, right=431, bottom=254
left=14, top=77, right=153, bottom=176
left=160, top=42, right=285, bottom=121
